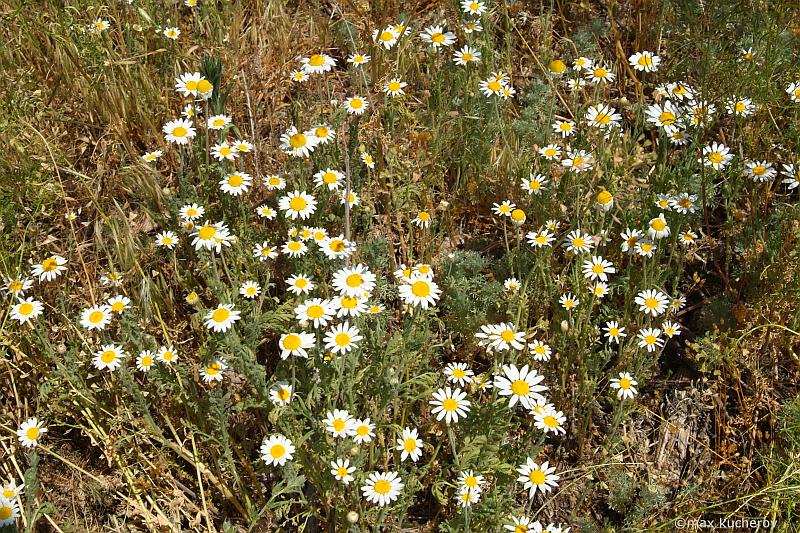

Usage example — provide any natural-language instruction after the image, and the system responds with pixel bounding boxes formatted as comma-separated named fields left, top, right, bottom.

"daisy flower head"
left=1, top=479, right=23, bottom=500
left=456, top=487, right=481, bottom=507
left=280, top=126, right=318, bottom=158
left=493, top=200, right=516, bottom=217
left=142, top=150, right=163, bottom=163
left=278, top=331, right=315, bottom=359
left=648, top=213, right=671, bottom=239
left=398, top=275, right=442, bottom=309
left=635, top=239, right=657, bottom=257
left=552, top=119, right=576, bottom=137
left=80, top=305, right=112, bottom=331
left=727, top=97, right=754, bottom=117
left=107, top=295, right=130, bottom=314
left=206, top=114, right=231, bottom=130
left=310, top=124, right=335, bottom=145
left=670, top=193, right=698, bottom=214
left=333, top=264, right=376, bottom=297
left=610, top=372, right=638, bottom=400
left=286, top=274, right=314, bottom=295
left=505, top=515, right=537, bottom=533
left=32, top=254, right=67, bottom=282
left=163, top=26, right=180, bottom=40
left=516, top=458, right=559, bottom=497
left=155, top=231, right=179, bottom=249
left=786, top=81, right=800, bottom=103
left=430, top=387, right=471, bottom=424
left=461, top=0, right=486, bottom=15
left=479, top=76, right=507, bottom=97
left=17, top=417, right=47, bottom=448
left=745, top=160, right=777, bottom=183
left=458, top=471, right=485, bottom=494
left=90, top=18, right=110, bottom=33
left=596, top=189, right=614, bottom=211
left=279, top=190, right=317, bottom=220
left=666, top=81, right=695, bottom=101
left=301, top=53, right=336, bottom=74
left=645, top=101, right=681, bottom=131
left=201, top=358, right=227, bottom=383
left=361, top=471, right=404, bottom=507
left=320, top=235, right=356, bottom=260
left=494, top=364, right=548, bottom=410
left=635, top=289, right=669, bottom=316
left=561, top=149, right=593, bottom=172
left=255, top=204, right=276, bottom=219
left=483, top=322, right=526, bottom=351
left=352, top=418, right=376, bottom=443
left=282, top=239, right=308, bottom=258
left=504, top=277, right=521, bottom=292
left=10, top=297, right=43, bottom=324
left=564, top=229, right=594, bottom=254
left=179, top=203, right=204, bottom=221
left=93, top=344, right=126, bottom=372
left=219, top=172, right=252, bottom=196
left=384, top=78, right=407, bottom=97
left=204, top=304, right=241, bottom=332
left=396, top=427, right=424, bottom=462
left=373, top=26, right=399, bottom=49
left=324, top=409, right=355, bottom=438
left=528, top=339, right=552, bottom=361
left=559, top=293, right=579, bottom=311
left=323, top=321, right=363, bottom=354
left=444, top=362, right=474, bottom=386
left=586, top=64, right=615, bottom=84
left=360, top=151, right=375, bottom=168
left=260, top=434, right=295, bottom=466
left=211, top=141, right=238, bottom=161
left=582, top=256, right=615, bottom=281
left=295, top=297, right=335, bottom=328
left=413, top=210, right=432, bottom=228
left=782, top=164, right=800, bottom=190
left=253, top=241, right=278, bottom=261
left=313, top=168, right=344, bottom=190
left=4, top=276, right=32, bottom=298
left=453, top=45, right=481, bottom=65
left=548, top=59, right=567, bottom=76
left=264, top=174, right=286, bottom=190
left=233, top=139, right=253, bottom=153
left=289, top=69, right=309, bottom=82
left=420, top=25, right=456, bottom=50
left=679, top=230, right=699, bottom=245
left=347, top=52, right=371, bottom=66
left=344, top=96, right=368, bottom=115
left=572, top=56, right=593, bottom=71
left=157, top=345, right=177, bottom=364
left=603, top=321, right=627, bottom=343
left=191, top=221, right=232, bottom=253
left=521, top=173, right=548, bottom=195
left=527, top=228, right=556, bottom=248
left=534, top=408, right=567, bottom=435
left=585, top=103, right=621, bottom=130
left=136, top=350, right=155, bottom=372
left=629, top=50, right=660, bottom=72
left=174, top=73, right=210, bottom=96
left=638, top=327, right=664, bottom=352
left=463, top=19, right=483, bottom=33
left=269, top=383, right=293, bottom=406
left=662, top=320, right=682, bottom=338
left=331, top=459, right=356, bottom=484
left=701, top=142, right=733, bottom=170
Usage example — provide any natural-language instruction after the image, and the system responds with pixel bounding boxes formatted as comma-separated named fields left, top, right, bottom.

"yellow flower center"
left=206, top=362, right=221, bottom=375
left=442, top=398, right=458, bottom=411
left=111, top=301, right=125, bottom=312
left=349, top=98, right=363, bottom=109
left=18, top=302, right=34, bottom=315
left=42, top=258, right=58, bottom=271
left=308, top=54, right=325, bottom=67
left=388, top=81, right=401, bottom=92
left=511, top=379, right=530, bottom=396
left=659, top=111, right=676, bottom=125
left=283, top=334, right=301, bottom=350
left=333, top=419, right=345, bottom=432
left=404, top=438, right=417, bottom=452
left=101, top=350, right=117, bottom=364
left=380, top=31, right=394, bottom=42
left=511, top=209, right=525, bottom=222
left=462, top=53, right=473, bottom=61
left=337, top=467, right=349, bottom=477
left=341, top=296, right=358, bottom=309
left=549, top=59, right=566, bottom=73
left=572, top=237, right=585, bottom=248
left=597, top=190, right=612, bottom=204
left=637, top=54, right=653, bottom=67
left=141, top=356, right=152, bottom=366
left=277, top=388, right=290, bottom=400
left=346, top=273, right=363, bottom=287
left=25, top=427, right=40, bottom=440
left=373, top=479, right=391, bottom=494
left=529, top=469, right=545, bottom=484
left=431, top=32, right=445, bottom=43
left=593, top=67, right=607, bottom=78
left=544, top=415, right=559, bottom=428
left=198, top=225, right=216, bottom=240
left=452, top=368, right=465, bottom=378
left=212, top=308, right=231, bottom=323
left=289, top=133, right=307, bottom=148
left=753, top=166, right=766, bottom=175
left=411, top=281, right=430, bottom=297
left=708, top=152, right=723, bottom=164
left=487, top=80, right=502, bottom=92
left=651, top=219, right=666, bottom=231
left=465, top=476, right=478, bottom=487
left=335, top=333, right=351, bottom=346
left=270, top=444, right=286, bottom=458
left=500, top=330, right=516, bottom=342
left=357, top=425, right=369, bottom=436
left=289, top=196, right=307, bottom=211
left=307, top=305, right=324, bottom=319
left=288, top=241, right=302, bottom=251
left=619, top=377, right=631, bottom=389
